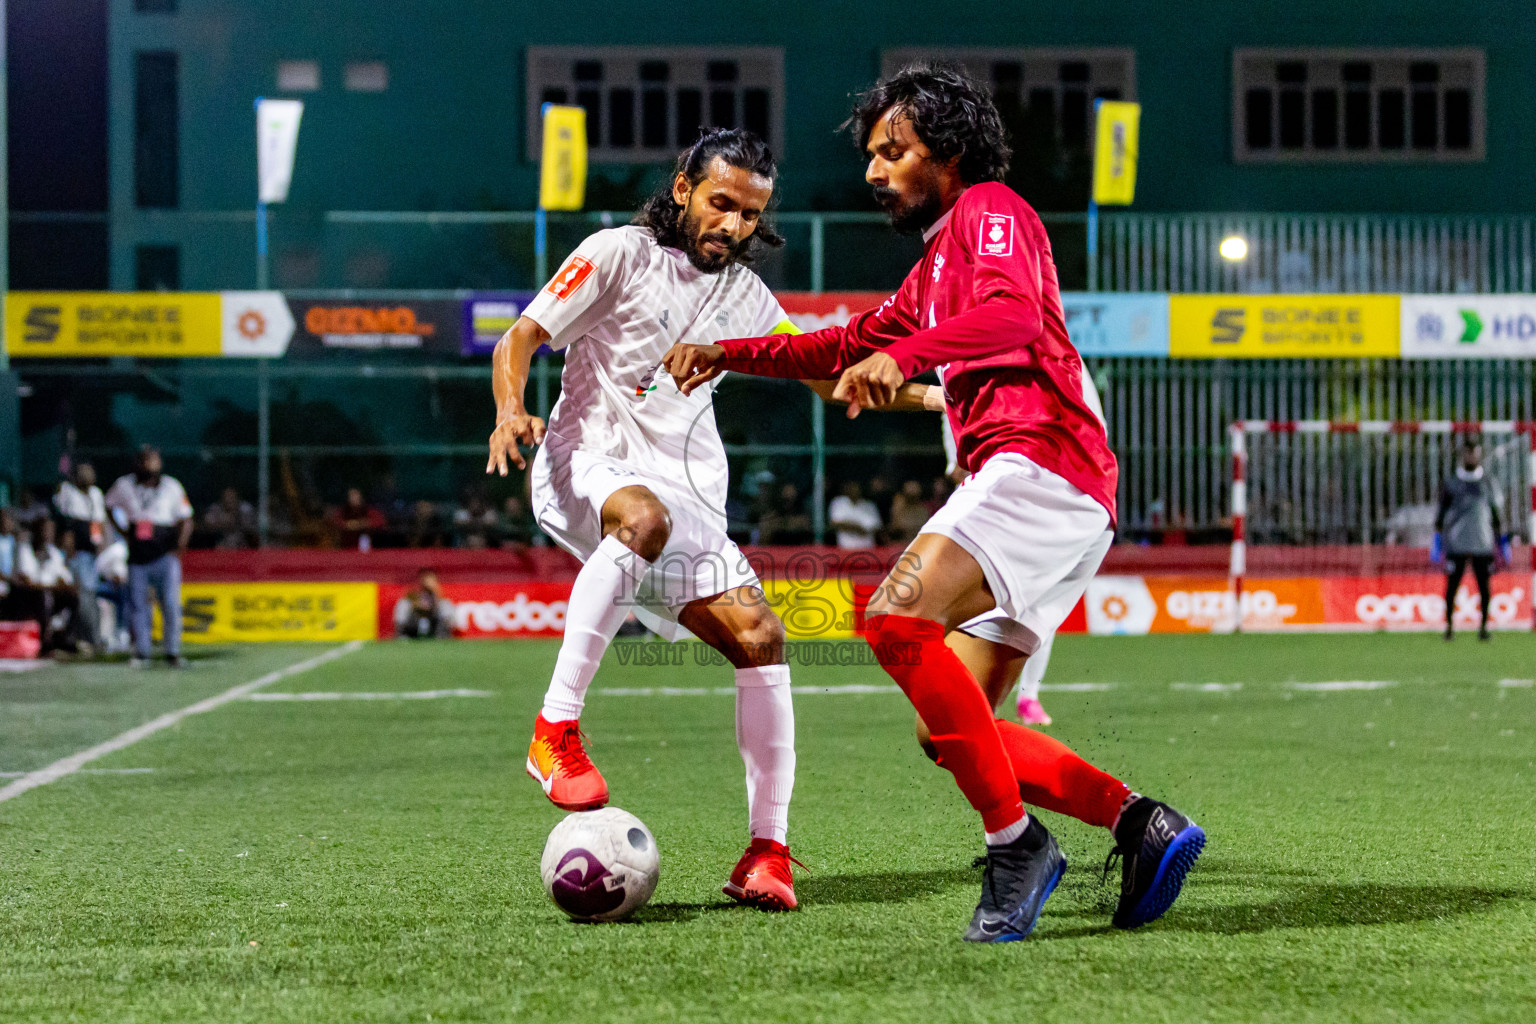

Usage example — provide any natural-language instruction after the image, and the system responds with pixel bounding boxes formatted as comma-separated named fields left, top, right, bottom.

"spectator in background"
left=829, top=481, right=882, bottom=550
left=886, top=479, right=932, bottom=546
left=926, top=475, right=955, bottom=516
left=328, top=487, right=386, bottom=550
left=15, top=519, right=80, bottom=653
left=757, top=482, right=814, bottom=545
left=55, top=464, right=107, bottom=650
left=499, top=495, right=533, bottom=549
left=11, top=488, right=50, bottom=529
left=106, top=445, right=193, bottom=668
left=0, top=508, right=20, bottom=619
left=865, top=473, right=896, bottom=525
left=394, top=569, right=455, bottom=639
left=202, top=487, right=257, bottom=549
left=406, top=500, right=447, bottom=548
left=95, top=533, right=131, bottom=653
left=453, top=488, right=499, bottom=549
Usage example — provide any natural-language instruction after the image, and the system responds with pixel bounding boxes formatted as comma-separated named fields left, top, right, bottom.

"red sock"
left=865, top=614, right=1025, bottom=833
left=995, top=719, right=1131, bottom=828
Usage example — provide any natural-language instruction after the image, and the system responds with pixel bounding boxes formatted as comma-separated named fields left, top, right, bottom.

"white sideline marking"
left=1172, top=682, right=1244, bottom=692
left=0, top=659, right=49, bottom=674
left=1499, top=679, right=1534, bottom=688
left=1288, top=680, right=1397, bottom=692
left=0, top=768, right=154, bottom=779
left=598, top=682, right=1116, bottom=697
left=1039, top=682, right=1117, bottom=692
left=248, top=688, right=493, bottom=702
left=0, top=641, right=363, bottom=806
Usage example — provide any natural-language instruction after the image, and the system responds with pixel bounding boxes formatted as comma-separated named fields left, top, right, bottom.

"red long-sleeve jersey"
left=719, top=181, right=1118, bottom=524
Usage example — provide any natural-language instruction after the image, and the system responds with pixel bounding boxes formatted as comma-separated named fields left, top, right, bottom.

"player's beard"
left=678, top=208, right=746, bottom=273
left=872, top=166, right=946, bottom=236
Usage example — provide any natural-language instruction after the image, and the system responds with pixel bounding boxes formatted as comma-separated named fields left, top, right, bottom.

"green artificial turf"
left=2, top=633, right=1535, bottom=1023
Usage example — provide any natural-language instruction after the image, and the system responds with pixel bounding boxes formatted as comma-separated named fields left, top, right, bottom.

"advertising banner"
left=775, top=292, right=889, bottom=332
left=256, top=98, right=304, bottom=204
left=6, top=292, right=222, bottom=358
left=1092, top=101, right=1141, bottom=206
left=1169, top=294, right=1400, bottom=358
left=462, top=292, right=536, bottom=356
left=220, top=291, right=296, bottom=357
left=1085, top=575, right=1326, bottom=633
left=1321, top=575, right=1531, bottom=631
left=539, top=104, right=588, bottom=211
left=170, top=583, right=378, bottom=643
left=1062, top=292, right=1169, bottom=356
left=286, top=298, right=463, bottom=354
left=1401, top=295, right=1536, bottom=359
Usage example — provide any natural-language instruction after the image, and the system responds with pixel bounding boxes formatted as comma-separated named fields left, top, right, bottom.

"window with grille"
left=1233, top=48, right=1484, bottom=162
left=880, top=49, right=1136, bottom=147
left=525, top=47, right=783, bottom=163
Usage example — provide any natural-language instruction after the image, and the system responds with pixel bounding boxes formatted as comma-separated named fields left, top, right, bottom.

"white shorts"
left=926, top=453, right=1113, bottom=656
left=531, top=442, right=761, bottom=641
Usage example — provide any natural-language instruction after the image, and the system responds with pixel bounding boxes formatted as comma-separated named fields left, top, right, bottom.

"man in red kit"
left=665, top=63, right=1204, bottom=942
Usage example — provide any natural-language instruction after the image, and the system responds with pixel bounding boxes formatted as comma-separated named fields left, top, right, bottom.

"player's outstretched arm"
left=802, top=379, right=941, bottom=417
left=487, top=316, right=551, bottom=475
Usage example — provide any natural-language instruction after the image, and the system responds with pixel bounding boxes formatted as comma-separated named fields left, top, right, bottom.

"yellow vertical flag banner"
left=539, top=104, right=587, bottom=211
left=1092, top=101, right=1141, bottom=206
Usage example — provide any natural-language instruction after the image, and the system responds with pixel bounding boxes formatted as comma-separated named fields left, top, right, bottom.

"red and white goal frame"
left=1229, top=419, right=1536, bottom=632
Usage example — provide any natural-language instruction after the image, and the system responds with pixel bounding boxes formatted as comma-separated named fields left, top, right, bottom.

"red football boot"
left=525, top=714, right=609, bottom=811
left=723, top=838, right=802, bottom=911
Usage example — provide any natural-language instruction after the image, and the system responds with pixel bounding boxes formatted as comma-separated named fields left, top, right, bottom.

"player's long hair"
left=633, top=128, right=785, bottom=264
left=845, top=62, right=1012, bottom=185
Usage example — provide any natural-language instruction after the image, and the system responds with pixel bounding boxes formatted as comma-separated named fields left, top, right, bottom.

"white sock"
left=735, top=664, right=796, bottom=845
left=985, top=814, right=1029, bottom=847
left=541, top=535, right=652, bottom=722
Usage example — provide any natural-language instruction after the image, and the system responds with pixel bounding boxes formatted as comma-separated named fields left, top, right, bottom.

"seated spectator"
left=202, top=487, right=257, bottom=549
left=829, top=481, right=882, bottom=550
left=14, top=520, right=80, bottom=653
left=405, top=500, right=448, bottom=548
left=327, top=488, right=386, bottom=550
left=11, top=488, right=51, bottom=529
left=926, top=475, right=955, bottom=515
left=886, top=479, right=932, bottom=546
left=499, top=495, right=533, bottom=549
left=0, top=509, right=19, bottom=618
left=757, top=483, right=814, bottom=545
left=95, top=535, right=131, bottom=653
left=453, top=489, right=499, bottom=549
left=394, top=569, right=454, bottom=639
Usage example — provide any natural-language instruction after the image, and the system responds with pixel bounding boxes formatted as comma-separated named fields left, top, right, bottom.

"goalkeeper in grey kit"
left=1433, top=438, right=1510, bottom=641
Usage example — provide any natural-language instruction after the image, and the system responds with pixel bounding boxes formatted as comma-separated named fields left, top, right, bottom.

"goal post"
left=1228, top=420, right=1536, bottom=633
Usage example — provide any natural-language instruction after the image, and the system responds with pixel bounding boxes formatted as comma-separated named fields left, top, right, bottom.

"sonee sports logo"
left=1210, top=308, right=1245, bottom=344
left=547, top=256, right=597, bottom=302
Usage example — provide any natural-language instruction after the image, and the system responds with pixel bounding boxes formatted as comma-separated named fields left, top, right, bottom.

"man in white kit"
left=487, top=129, right=935, bottom=911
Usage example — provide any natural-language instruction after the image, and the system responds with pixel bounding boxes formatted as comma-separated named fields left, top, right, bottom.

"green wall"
left=108, top=0, right=1536, bottom=289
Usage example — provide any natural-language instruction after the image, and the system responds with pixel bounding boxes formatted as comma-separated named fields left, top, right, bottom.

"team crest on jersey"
left=547, top=256, right=597, bottom=302
left=978, top=213, right=1013, bottom=257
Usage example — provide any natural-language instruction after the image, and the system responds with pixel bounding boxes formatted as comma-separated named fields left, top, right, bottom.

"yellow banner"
left=539, top=104, right=587, bottom=211
left=158, top=583, right=379, bottom=643
left=1092, top=101, right=1140, bottom=206
left=762, top=579, right=857, bottom=640
left=1169, top=294, right=1401, bottom=358
left=6, top=292, right=222, bottom=357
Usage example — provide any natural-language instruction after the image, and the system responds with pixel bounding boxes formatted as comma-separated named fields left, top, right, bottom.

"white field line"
left=597, top=682, right=1118, bottom=697
left=1039, top=682, right=1117, bottom=692
left=0, top=768, right=155, bottom=779
left=1172, top=682, right=1244, bottom=692
left=1499, top=679, right=1534, bottom=688
left=1288, top=680, right=1397, bottom=692
left=0, top=659, right=49, bottom=674
left=0, top=641, right=363, bottom=806
left=248, top=688, right=493, bottom=701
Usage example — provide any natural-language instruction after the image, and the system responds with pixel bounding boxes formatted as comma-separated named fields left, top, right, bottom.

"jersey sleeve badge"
left=978, top=213, right=1014, bottom=257
left=547, top=255, right=598, bottom=302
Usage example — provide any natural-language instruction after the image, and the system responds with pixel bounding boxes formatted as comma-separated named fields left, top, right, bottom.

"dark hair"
left=844, top=61, right=1011, bottom=185
left=633, top=128, right=784, bottom=261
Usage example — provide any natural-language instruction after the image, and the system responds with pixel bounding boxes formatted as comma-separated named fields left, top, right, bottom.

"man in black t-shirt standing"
left=105, top=446, right=194, bottom=667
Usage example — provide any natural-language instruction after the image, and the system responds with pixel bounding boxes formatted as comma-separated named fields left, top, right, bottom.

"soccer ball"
left=540, top=807, right=660, bottom=921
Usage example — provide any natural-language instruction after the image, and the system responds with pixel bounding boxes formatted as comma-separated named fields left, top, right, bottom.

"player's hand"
left=922, top=385, right=946, bottom=412
left=833, top=352, right=905, bottom=418
left=663, top=343, right=727, bottom=396
left=487, top=409, right=546, bottom=475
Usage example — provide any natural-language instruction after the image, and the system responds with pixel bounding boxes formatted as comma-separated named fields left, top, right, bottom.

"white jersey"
left=522, top=225, right=794, bottom=513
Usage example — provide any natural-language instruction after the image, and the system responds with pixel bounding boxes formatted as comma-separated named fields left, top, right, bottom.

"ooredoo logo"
left=1354, top=587, right=1523, bottom=628
left=455, top=594, right=568, bottom=635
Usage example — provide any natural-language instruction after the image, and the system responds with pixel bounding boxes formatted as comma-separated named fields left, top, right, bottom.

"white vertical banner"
left=256, top=98, right=304, bottom=204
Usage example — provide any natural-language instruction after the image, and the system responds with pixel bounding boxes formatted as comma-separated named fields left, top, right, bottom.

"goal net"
left=1229, top=420, right=1536, bottom=633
